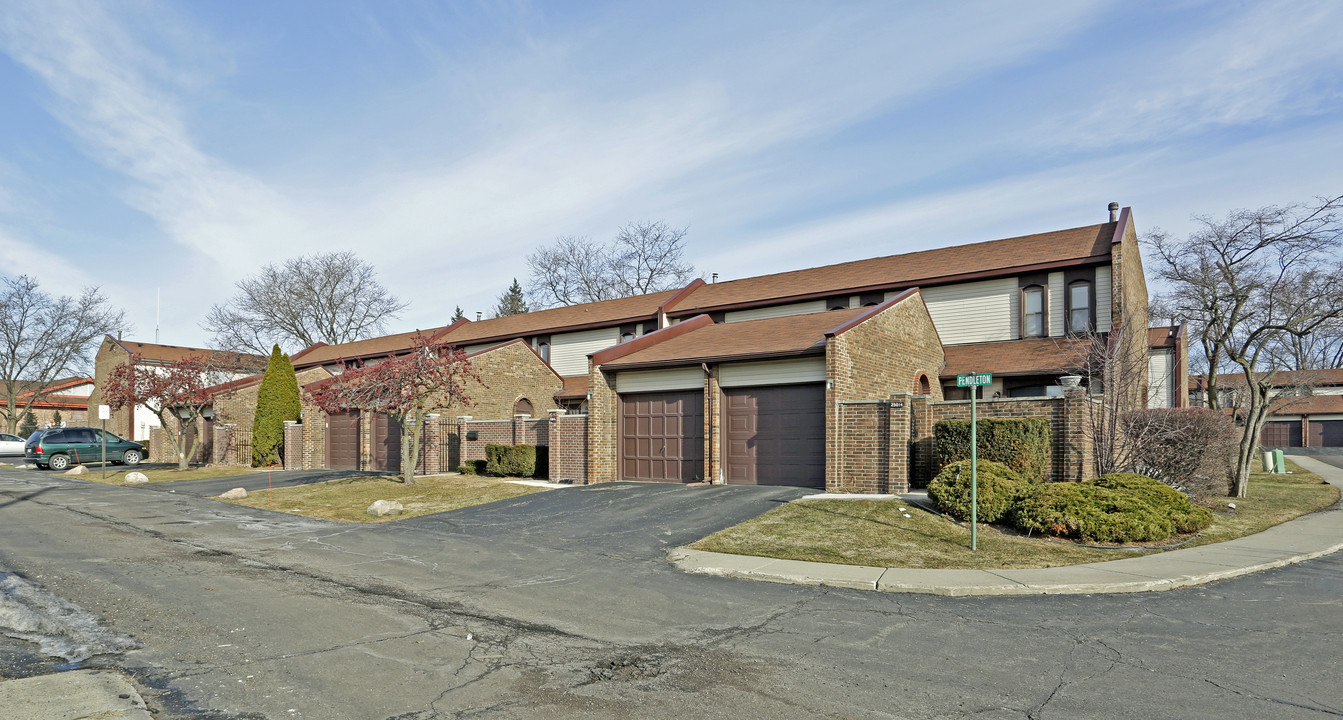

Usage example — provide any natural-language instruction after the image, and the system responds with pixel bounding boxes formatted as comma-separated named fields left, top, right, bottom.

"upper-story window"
left=1022, top=286, right=1045, bottom=337
left=1068, top=281, right=1093, bottom=333
left=538, top=342, right=550, bottom=363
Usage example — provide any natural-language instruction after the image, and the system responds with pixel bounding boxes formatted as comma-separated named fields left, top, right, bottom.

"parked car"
left=0, top=433, right=25, bottom=455
left=25, top=427, right=145, bottom=470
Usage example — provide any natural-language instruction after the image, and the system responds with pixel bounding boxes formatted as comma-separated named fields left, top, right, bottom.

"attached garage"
left=326, top=410, right=362, bottom=469
left=371, top=413, right=401, bottom=472
left=1309, top=419, right=1343, bottom=447
left=619, top=390, right=704, bottom=482
left=1260, top=420, right=1302, bottom=448
left=722, top=383, right=826, bottom=488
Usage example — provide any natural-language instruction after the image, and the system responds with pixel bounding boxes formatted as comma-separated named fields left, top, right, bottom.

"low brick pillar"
left=148, top=427, right=163, bottom=463
left=550, top=412, right=588, bottom=484
left=283, top=421, right=302, bottom=470
left=419, top=414, right=441, bottom=475
left=512, top=414, right=527, bottom=444
left=908, top=393, right=935, bottom=487
left=212, top=423, right=230, bottom=464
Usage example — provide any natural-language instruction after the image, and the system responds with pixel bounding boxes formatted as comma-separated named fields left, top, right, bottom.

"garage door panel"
left=326, top=411, right=361, bottom=470
left=1310, top=420, right=1343, bottom=447
left=620, top=390, right=704, bottom=482
left=723, top=384, right=825, bottom=488
left=1260, top=421, right=1302, bottom=448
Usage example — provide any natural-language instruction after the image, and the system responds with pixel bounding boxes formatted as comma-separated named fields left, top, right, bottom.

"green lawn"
left=223, top=473, right=545, bottom=522
left=690, top=460, right=1339, bottom=570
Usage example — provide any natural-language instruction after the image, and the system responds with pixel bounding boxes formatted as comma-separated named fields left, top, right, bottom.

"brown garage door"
left=1309, top=420, right=1343, bottom=447
left=371, top=413, right=401, bottom=472
left=723, top=384, right=825, bottom=488
left=620, top=391, right=704, bottom=482
left=326, top=411, right=361, bottom=469
left=1260, top=421, right=1302, bottom=448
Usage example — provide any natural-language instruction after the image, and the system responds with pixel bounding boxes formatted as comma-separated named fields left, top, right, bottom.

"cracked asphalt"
left=2, top=465, right=1342, bottom=719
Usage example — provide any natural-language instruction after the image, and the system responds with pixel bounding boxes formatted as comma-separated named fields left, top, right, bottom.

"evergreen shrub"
left=927, top=460, right=1030, bottom=523
left=935, top=417, right=1051, bottom=481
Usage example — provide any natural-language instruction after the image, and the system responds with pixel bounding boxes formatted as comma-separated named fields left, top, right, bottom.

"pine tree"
left=19, top=411, right=37, bottom=438
left=451, top=306, right=466, bottom=322
left=251, top=345, right=302, bottom=466
left=51, top=410, right=63, bottom=426
left=493, top=279, right=529, bottom=317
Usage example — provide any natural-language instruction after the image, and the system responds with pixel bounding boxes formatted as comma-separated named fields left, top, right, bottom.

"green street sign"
left=956, top=372, right=992, bottom=387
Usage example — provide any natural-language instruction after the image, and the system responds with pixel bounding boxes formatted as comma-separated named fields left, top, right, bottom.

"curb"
left=671, top=455, right=1343, bottom=596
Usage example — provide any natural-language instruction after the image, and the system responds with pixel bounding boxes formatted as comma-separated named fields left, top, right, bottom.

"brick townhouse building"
left=213, top=202, right=1177, bottom=491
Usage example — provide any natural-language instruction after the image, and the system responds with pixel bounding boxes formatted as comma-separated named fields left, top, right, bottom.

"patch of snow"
left=0, top=572, right=140, bottom=664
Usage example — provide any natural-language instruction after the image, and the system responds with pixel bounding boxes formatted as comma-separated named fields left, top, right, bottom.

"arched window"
left=916, top=374, right=931, bottom=395
left=1067, top=281, right=1093, bottom=333
left=1022, top=285, right=1045, bottom=337
left=514, top=398, right=534, bottom=417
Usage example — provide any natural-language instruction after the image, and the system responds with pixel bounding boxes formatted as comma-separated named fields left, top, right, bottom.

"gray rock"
left=366, top=500, right=404, bottom=517
left=219, top=487, right=248, bottom=499
left=123, top=472, right=150, bottom=484
left=63, top=465, right=87, bottom=476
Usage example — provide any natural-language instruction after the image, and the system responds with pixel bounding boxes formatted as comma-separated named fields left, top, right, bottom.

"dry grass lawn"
left=224, top=473, right=545, bottom=522
left=691, top=459, right=1339, bottom=570
left=82, top=466, right=262, bottom=484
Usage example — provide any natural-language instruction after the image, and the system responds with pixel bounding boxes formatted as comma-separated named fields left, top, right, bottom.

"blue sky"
left=1, top=1, right=1341, bottom=349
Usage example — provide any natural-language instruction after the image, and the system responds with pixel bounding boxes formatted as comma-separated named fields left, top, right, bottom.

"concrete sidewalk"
left=0, top=670, right=152, bottom=720
left=671, top=455, right=1343, bottom=596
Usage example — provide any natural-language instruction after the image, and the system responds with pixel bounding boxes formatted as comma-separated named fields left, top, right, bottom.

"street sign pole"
left=954, top=373, right=992, bottom=552
left=98, top=405, right=110, bottom=480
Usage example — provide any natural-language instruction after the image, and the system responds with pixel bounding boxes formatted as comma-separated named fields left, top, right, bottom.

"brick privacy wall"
left=825, top=292, right=945, bottom=493
left=447, top=416, right=551, bottom=469
left=86, top=338, right=133, bottom=439
left=586, top=364, right=620, bottom=483
left=283, top=422, right=303, bottom=469
left=148, top=417, right=214, bottom=464
left=549, top=412, right=589, bottom=484
left=911, top=390, right=1098, bottom=485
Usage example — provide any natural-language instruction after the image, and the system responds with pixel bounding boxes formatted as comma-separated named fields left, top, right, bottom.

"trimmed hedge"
left=456, top=460, right=487, bottom=475
left=486, top=444, right=538, bottom=477
left=935, top=417, right=1051, bottom=481
left=1011, top=473, right=1213, bottom=543
left=927, top=460, right=1031, bottom=523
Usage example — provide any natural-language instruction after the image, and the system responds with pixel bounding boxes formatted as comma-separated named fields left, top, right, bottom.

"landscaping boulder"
left=219, top=487, right=248, bottom=499
left=63, top=465, right=87, bottom=476
left=123, top=472, right=149, bottom=484
left=366, top=500, right=404, bottom=517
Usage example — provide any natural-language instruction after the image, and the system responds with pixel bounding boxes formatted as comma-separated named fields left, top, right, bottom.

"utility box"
left=1273, top=449, right=1286, bottom=474
left=1263, top=451, right=1275, bottom=473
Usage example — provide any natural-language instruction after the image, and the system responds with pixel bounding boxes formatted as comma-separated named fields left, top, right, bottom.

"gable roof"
left=291, top=324, right=460, bottom=368
left=1191, top=369, right=1343, bottom=390
left=10, top=376, right=93, bottom=397
left=1268, top=394, right=1343, bottom=415
left=670, top=222, right=1117, bottom=315
left=940, top=338, right=1090, bottom=379
left=599, top=309, right=866, bottom=370
left=109, top=337, right=265, bottom=369
left=439, top=290, right=680, bottom=347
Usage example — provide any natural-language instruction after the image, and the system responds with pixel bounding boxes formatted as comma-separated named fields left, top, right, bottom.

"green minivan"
left=25, top=427, right=145, bottom=470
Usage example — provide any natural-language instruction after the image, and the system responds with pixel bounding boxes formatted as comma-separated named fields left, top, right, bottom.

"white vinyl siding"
left=718, top=358, right=827, bottom=388
left=1148, top=348, right=1174, bottom=408
left=725, top=300, right=828, bottom=323
left=549, top=327, right=620, bottom=376
left=1048, top=272, right=1065, bottom=336
left=921, top=278, right=1018, bottom=345
left=1096, top=265, right=1113, bottom=333
left=616, top=367, right=704, bottom=393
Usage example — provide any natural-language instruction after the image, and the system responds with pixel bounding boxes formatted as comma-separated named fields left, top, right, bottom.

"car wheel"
left=123, top=450, right=142, bottom=465
left=48, top=454, right=71, bottom=471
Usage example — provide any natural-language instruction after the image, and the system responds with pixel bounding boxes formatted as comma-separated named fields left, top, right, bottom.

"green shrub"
left=1011, top=473, right=1213, bottom=543
left=18, top=412, right=37, bottom=438
left=456, top=460, right=487, bottom=475
left=926, top=460, right=1030, bottom=523
left=485, top=444, right=537, bottom=477
left=252, top=345, right=301, bottom=467
left=935, top=417, right=1051, bottom=481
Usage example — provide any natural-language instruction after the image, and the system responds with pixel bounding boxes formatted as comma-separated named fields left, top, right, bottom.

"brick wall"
left=149, top=417, right=216, bottom=464
left=825, top=292, right=945, bottom=492
left=87, top=338, right=133, bottom=439
left=549, top=412, right=589, bottom=484
left=447, top=415, right=550, bottom=468
left=586, top=363, right=620, bottom=483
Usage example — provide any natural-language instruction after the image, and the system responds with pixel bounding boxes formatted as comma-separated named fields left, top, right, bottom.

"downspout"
left=702, top=363, right=715, bottom=483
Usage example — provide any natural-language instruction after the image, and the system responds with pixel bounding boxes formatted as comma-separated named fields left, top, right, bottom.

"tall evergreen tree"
left=251, top=345, right=302, bottom=466
left=493, top=279, right=528, bottom=317
left=451, top=306, right=466, bottom=322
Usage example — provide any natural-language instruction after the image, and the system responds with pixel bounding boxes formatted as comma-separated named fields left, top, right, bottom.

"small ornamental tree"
left=251, top=345, right=302, bottom=467
left=51, top=409, right=63, bottom=427
left=103, top=354, right=228, bottom=470
left=306, top=334, right=483, bottom=484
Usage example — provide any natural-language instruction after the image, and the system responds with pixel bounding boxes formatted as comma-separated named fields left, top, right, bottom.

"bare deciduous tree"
left=1146, top=195, right=1343, bottom=497
left=0, top=275, right=128, bottom=433
left=526, top=221, right=697, bottom=307
left=203, top=252, right=408, bottom=355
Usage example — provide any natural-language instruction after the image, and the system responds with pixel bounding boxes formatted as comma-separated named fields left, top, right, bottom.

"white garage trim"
left=616, top=367, right=705, bottom=393
left=719, top=357, right=827, bottom=388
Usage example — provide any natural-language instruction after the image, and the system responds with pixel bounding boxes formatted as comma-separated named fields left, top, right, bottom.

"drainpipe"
left=702, top=363, right=715, bottom=483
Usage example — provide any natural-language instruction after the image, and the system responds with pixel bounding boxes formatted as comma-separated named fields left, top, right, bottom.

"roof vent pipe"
left=1108, top=202, right=1120, bottom=222
left=476, top=312, right=482, bottom=321
left=712, top=273, right=718, bottom=283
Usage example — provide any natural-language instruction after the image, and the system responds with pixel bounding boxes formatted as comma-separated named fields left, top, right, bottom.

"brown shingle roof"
left=291, top=325, right=457, bottom=368
left=556, top=376, right=589, bottom=400
left=600, top=309, right=866, bottom=370
left=1192, top=369, right=1343, bottom=390
left=1268, top=395, right=1343, bottom=415
left=672, top=223, right=1116, bottom=314
left=440, top=290, right=679, bottom=346
left=114, top=339, right=265, bottom=369
left=940, top=338, right=1090, bottom=379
